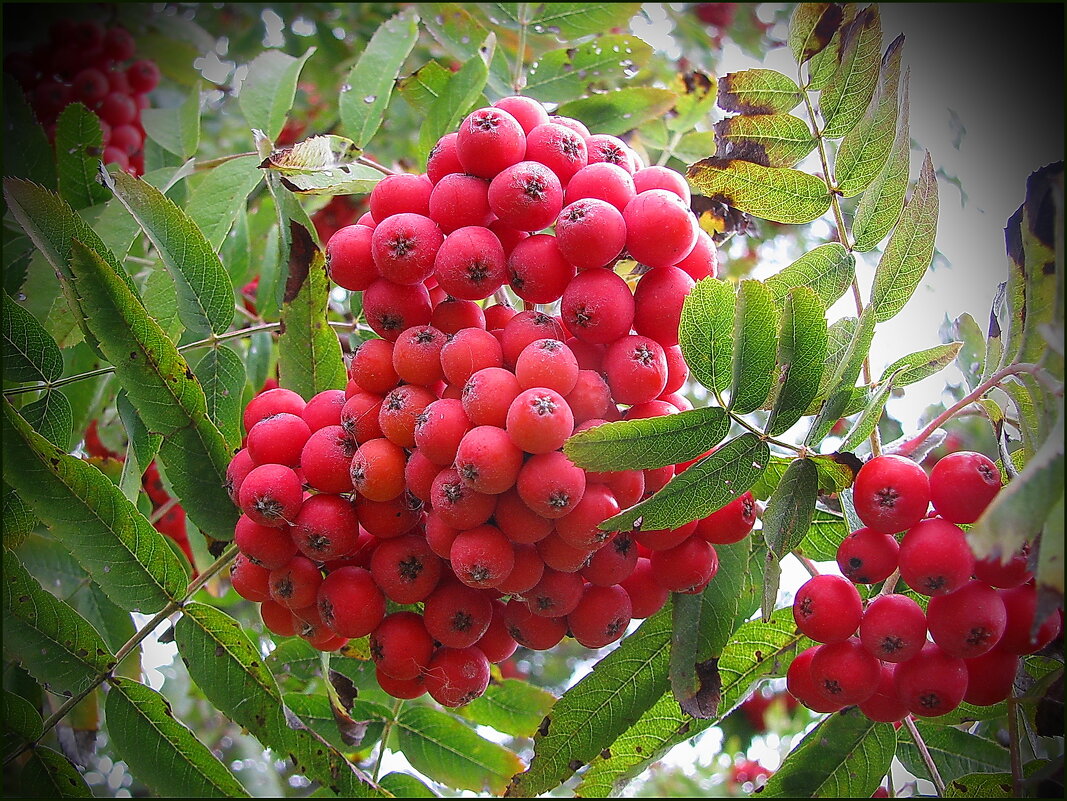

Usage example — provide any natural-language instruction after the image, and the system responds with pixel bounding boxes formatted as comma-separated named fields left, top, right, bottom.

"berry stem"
left=795, top=553, right=822, bottom=579
left=512, top=3, right=531, bottom=93
left=1007, top=696, right=1025, bottom=797
left=372, top=697, right=406, bottom=782
left=902, top=715, right=946, bottom=796
left=713, top=389, right=811, bottom=456
left=356, top=154, right=397, bottom=176
left=876, top=568, right=900, bottom=597
left=4, top=543, right=240, bottom=767
left=892, top=363, right=1043, bottom=458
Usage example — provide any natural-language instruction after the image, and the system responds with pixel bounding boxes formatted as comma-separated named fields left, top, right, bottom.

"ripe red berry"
left=696, top=492, right=756, bottom=544
left=424, top=646, right=492, bottom=707
left=525, top=122, right=587, bottom=185
left=317, top=566, right=386, bottom=638
left=623, top=189, right=698, bottom=268
left=235, top=514, right=298, bottom=570
left=786, top=646, right=845, bottom=714
left=793, top=574, right=863, bottom=643
left=495, top=543, right=546, bottom=595
left=268, top=556, right=324, bottom=610
left=127, top=59, right=161, bottom=93
left=370, top=534, right=443, bottom=604
left=835, top=527, right=900, bottom=584
left=378, top=384, right=437, bottom=448
left=369, top=172, right=432, bottom=220
left=291, top=494, right=360, bottom=562
left=434, top=225, right=507, bottom=300
left=632, top=266, right=695, bottom=347
left=568, top=584, right=633, bottom=648
left=894, top=641, right=969, bottom=717
left=963, top=647, right=1019, bottom=706
left=475, top=600, right=519, bottom=663
left=243, top=387, right=306, bottom=433
left=561, top=269, right=635, bottom=345
left=230, top=553, right=273, bottom=603
left=649, top=536, right=718, bottom=593
left=370, top=611, right=434, bottom=680
left=927, top=579, right=1007, bottom=658
left=555, top=198, right=628, bottom=270
left=582, top=532, right=638, bottom=586
left=516, top=451, right=586, bottom=519
left=428, top=173, right=492, bottom=233
left=456, top=107, right=527, bottom=179
left=898, top=517, right=975, bottom=596
left=238, top=463, right=303, bottom=527
left=506, top=387, right=574, bottom=454
left=809, top=638, right=882, bottom=706
left=853, top=454, right=931, bottom=534
left=491, top=95, right=550, bottom=134
left=450, top=524, right=515, bottom=589
left=454, top=425, right=524, bottom=495
left=371, top=213, right=443, bottom=286
left=603, top=335, right=669, bottom=405
left=929, top=450, right=1001, bottom=523
left=488, top=161, right=564, bottom=232
left=857, top=663, right=910, bottom=723
left=996, top=583, right=1062, bottom=654
left=859, top=593, right=928, bottom=663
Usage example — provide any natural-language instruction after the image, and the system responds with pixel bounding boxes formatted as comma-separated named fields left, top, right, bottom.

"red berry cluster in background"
left=789, top=452, right=1060, bottom=722
left=3, top=17, right=159, bottom=175
left=82, top=421, right=194, bottom=565
left=222, top=98, right=754, bottom=707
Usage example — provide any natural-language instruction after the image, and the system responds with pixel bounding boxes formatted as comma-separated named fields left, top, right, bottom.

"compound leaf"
left=820, top=6, right=882, bottom=139
left=767, top=287, right=828, bottom=436
left=766, top=243, right=855, bottom=311
left=686, top=158, right=831, bottom=225
left=718, top=69, right=803, bottom=115
left=729, top=280, right=778, bottom=414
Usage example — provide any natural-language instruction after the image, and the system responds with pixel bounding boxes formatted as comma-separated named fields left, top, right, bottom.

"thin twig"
left=1007, top=696, right=1024, bottom=797
left=372, top=697, right=405, bottom=782
left=903, top=715, right=945, bottom=796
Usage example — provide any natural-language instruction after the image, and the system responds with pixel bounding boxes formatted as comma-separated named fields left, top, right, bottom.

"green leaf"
left=185, top=155, right=264, bottom=251
left=277, top=225, right=347, bottom=400
left=458, top=679, right=557, bottom=739
left=806, top=306, right=876, bottom=446
left=729, top=280, right=778, bottom=414
left=603, top=434, right=770, bottom=532
left=102, top=169, right=234, bottom=338
left=717, top=69, right=804, bottom=115
left=263, top=139, right=384, bottom=197
left=767, top=287, right=828, bottom=436
left=699, top=538, right=754, bottom=658
left=418, top=46, right=493, bottom=167
left=529, top=3, right=643, bottom=38
left=556, top=88, right=678, bottom=137
left=669, top=592, right=718, bottom=719
left=379, top=772, right=438, bottom=798
left=116, top=391, right=161, bottom=503
left=420, top=3, right=512, bottom=98
left=105, top=678, right=249, bottom=797
left=396, top=706, right=523, bottom=794
left=666, top=70, right=717, bottom=134
left=789, top=3, right=845, bottom=65
left=879, top=342, right=962, bottom=388
left=820, top=6, right=882, bottom=139
left=2, top=551, right=115, bottom=697
left=574, top=608, right=803, bottom=797
left=835, top=36, right=903, bottom=197
left=54, top=103, right=110, bottom=210
left=951, top=313, right=986, bottom=391
left=871, top=152, right=939, bottom=323
left=3, top=688, right=44, bottom=747
left=563, top=406, right=729, bottom=472
left=897, top=721, right=1010, bottom=785
left=174, top=603, right=385, bottom=798
left=4, top=484, right=39, bottom=550
left=21, top=389, right=73, bottom=450
left=2, top=291, right=63, bottom=385
left=283, top=693, right=387, bottom=753
left=339, top=8, right=420, bottom=148
left=239, top=47, right=317, bottom=142
left=525, top=35, right=653, bottom=104
left=506, top=605, right=672, bottom=797
left=944, top=773, right=1021, bottom=798
left=62, top=241, right=237, bottom=541
left=766, top=243, right=855, bottom=312
left=762, top=458, right=818, bottom=561
left=3, top=178, right=140, bottom=358
left=678, top=277, right=735, bottom=395
left=714, top=113, right=816, bottom=168
left=839, top=373, right=898, bottom=452
left=852, top=72, right=910, bottom=252
left=17, top=745, right=91, bottom=797
left=686, top=158, right=831, bottom=225
left=3, top=75, right=55, bottom=189
left=796, top=509, right=849, bottom=561
left=141, top=82, right=202, bottom=159
left=2, top=400, right=185, bottom=614
left=192, top=346, right=246, bottom=453
left=396, top=60, right=456, bottom=115
left=759, top=707, right=896, bottom=797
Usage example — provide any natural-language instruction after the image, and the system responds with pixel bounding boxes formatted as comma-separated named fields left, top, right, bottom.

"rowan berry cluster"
left=789, top=452, right=1060, bottom=721
left=4, top=17, right=159, bottom=175
left=223, top=97, right=756, bottom=707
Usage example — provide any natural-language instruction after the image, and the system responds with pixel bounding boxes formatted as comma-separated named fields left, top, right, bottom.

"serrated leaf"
left=397, top=706, right=522, bottom=795
left=563, top=406, right=729, bottom=472
left=506, top=604, right=671, bottom=797
left=397, top=60, right=456, bottom=115
left=21, top=389, right=73, bottom=450
left=277, top=224, right=347, bottom=399
left=418, top=45, right=493, bottom=167
left=852, top=71, right=910, bottom=251
left=796, top=509, right=849, bottom=561
left=54, top=103, right=110, bottom=210
left=806, top=309, right=877, bottom=447
left=766, top=243, right=855, bottom=311
left=820, top=6, right=882, bottom=139
left=944, top=773, right=1020, bottom=798
left=141, top=82, right=201, bottom=159
left=379, top=772, right=438, bottom=798
left=17, top=745, right=91, bottom=797
left=116, top=391, right=161, bottom=503
left=718, top=69, right=803, bottom=115
left=192, top=346, right=245, bottom=452
left=3, top=549, right=115, bottom=699
left=686, top=158, right=831, bottom=225
left=879, top=342, right=962, bottom=388
left=760, top=707, right=896, bottom=797
left=105, top=678, right=249, bottom=797
left=789, top=3, right=845, bottom=65
left=805, top=9, right=846, bottom=92
left=839, top=373, right=898, bottom=452
left=284, top=693, right=387, bottom=752
left=669, top=592, right=720, bottom=719
left=174, top=603, right=385, bottom=798
left=340, top=9, right=419, bottom=148
left=4, top=178, right=140, bottom=358
left=835, top=36, right=902, bottom=197
left=557, top=88, right=678, bottom=137
left=678, top=277, right=734, bottom=395
left=871, top=152, right=939, bottom=322
left=2, top=291, right=63, bottom=385
left=3, top=400, right=185, bottom=614
left=768, top=287, right=828, bottom=436
left=729, top=280, right=778, bottom=413
left=667, top=70, right=717, bottom=134
left=239, top=48, right=316, bottom=142
left=102, top=169, right=234, bottom=338
left=62, top=241, right=237, bottom=540
left=574, top=609, right=804, bottom=797
left=818, top=317, right=858, bottom=397
left=951, top=313, right=986, bottom=391
left=525, top=35, right=653, bottom=104
left=530, top=3, right=642, bottom=38
left=458, top=679, right=557, bottom=739
left=3, top=75, right=55, bottom=188
left=897, top=721, right=1009, bottom=785
left=4, top=483, right=39, bottom=550
left=185, top=155, right=263, bottom=251
left=762, top=458, right=818, bottom=561
left=420, top=3, right=512, bottom=98
left=603, top=434, right=770, bottom=532
left=714, top=113, right=816, bottom=168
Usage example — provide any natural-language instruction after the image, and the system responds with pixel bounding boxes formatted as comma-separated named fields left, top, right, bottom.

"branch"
left=903, top=715, right=945, bottom=796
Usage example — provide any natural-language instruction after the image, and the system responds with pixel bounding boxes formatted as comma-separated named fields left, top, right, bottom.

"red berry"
left=835, top=527, right=900, bottom=584
left=516, top=451, right=586, bottom=519
left=238, top=463, right=303, bottom=527
left=927, top=579, right=1007, bottom=658
left=929, top=450, right=1001, bottom=523
left=434, top=225, right=507, bottom=300
left=853, top=454, right=931, bottom=534
left=506, top=387, right=574, bottom=454
left=603, top=335, right=669, bottom=405
left=369, top=172, right=432, bottom=220
left=809, top=638, right=882, bottom=706
left=859, top=593, right=928, bottom=663
left=450, top=524, right=515, bottom=589
left=793, top=574, right=863, bottom=643
left=561, top=269, right=635, bottom=345
left=568, top=584, right=632, bottom=648
left=291, top=494, right=360, bottom=562
left=371, top=213, right=443, bottom=285
left=370, top=534, right=443, bottom=604
left=127, top=59, right=161, bottom=93
left=424, top=646, right=491, bottom=707
left=898, top=517, right=975, bottom=596
left=894, top=641, right=969, bottom=717
left=370, top=611, right=434, bottom=680
left=317, top=566, right=386, bottom=638
left=456, top=106, right=527, bottom=179
left=623, top=189, right=698, bottom=268
left=696, top=492, right=756, bottom=544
